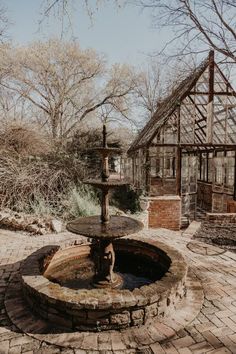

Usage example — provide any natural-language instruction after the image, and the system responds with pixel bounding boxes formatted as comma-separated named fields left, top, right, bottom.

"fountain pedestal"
left=67, top=215, right=143, bottom=288
left=92, top=239, right=123, bottom=288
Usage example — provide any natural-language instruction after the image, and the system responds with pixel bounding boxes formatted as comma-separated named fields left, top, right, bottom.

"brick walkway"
left=0, top=227, right=236, bottom=353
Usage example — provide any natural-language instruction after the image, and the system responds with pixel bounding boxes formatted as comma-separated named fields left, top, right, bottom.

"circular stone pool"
left=20, top=238, right=188, bottom=331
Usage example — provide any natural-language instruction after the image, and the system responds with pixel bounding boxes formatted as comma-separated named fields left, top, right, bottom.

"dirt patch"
left=193, top=222, right=236, bottom=253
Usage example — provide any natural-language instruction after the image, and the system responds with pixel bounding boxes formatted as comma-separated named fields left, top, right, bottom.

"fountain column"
left=94, top=124, right=119, bottom=287
left=101, top=125, right=110, bottom=224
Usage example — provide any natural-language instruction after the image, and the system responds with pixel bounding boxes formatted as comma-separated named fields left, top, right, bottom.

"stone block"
left=131, top=309, right=144, bottom=325
left=48, top=313, right=72, bottom=329
left=85, top=310, right=110, bottom=326
left=110, top=311, right=131, bottom=326
left=132, top=288, right=149, bottom=306
left=51, top=219, right=63, bottom=233
left=145, top=303, right=158, bottom=319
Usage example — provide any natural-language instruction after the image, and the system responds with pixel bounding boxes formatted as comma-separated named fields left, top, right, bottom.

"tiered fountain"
left=20, top=125, right=188, bottom=332
left=67, top=124, right=143, bottom=289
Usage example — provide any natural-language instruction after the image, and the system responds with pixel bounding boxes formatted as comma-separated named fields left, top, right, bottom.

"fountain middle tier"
left=67, top=215, right=143, bottom=239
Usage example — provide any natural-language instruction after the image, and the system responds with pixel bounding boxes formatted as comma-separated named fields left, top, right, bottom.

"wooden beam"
left=189, top=91, right=236, bottom=96
left=149, top=143, right=236, bottom=148
left=182, top=147, right=233, bottom=154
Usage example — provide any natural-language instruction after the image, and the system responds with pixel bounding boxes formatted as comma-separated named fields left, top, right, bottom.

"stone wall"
left=206, top=212, right=236, bottom=224
left=148, top=196, right=181, bottom=230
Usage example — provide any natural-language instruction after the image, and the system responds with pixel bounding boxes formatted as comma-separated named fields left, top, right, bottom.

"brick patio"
left=0, top=226, right=235, bottom=354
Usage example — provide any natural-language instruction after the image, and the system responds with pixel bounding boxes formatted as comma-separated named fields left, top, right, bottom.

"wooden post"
left=132, top=156, right=135, bottom=184
left=207, top=50, right=214, bottom=143
left=206, top=152, right=209, bottom=182
left=145, top=147, right=150, bottom=194
left=176, top=147, right=182, bottom=196
left=177, top=104, right=181, bottom=144
left=224, top=149, right=227, bottom=187
left=176, top=104, right=181, bottom=195
left=234, top=150, right=236, bottom=201
left=199, top=153, right=202, bottom=180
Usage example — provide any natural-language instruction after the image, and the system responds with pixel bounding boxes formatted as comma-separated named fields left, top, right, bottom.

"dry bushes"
left=0, top=123, right=102, bottom=219
left=0, top=122, right=51, bottom=156
left=0, top=121, right=88, bottom=215
left=0, top=152, right=72, bottom=212
left=0, top=150, right=96, bottom=217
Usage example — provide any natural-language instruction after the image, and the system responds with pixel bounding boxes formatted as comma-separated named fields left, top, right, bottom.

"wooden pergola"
left=125, top=51, right=236, bottom=220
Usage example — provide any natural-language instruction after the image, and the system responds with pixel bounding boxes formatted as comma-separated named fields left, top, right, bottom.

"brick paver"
left=0, top=226, right=235, bottom=353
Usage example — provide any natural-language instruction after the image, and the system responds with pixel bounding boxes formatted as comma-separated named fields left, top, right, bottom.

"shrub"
left=111, top=185, right=142, bottom=213
left=64, top=186, right=100, bottom=218
left=0, top=152, right=72, bottom=212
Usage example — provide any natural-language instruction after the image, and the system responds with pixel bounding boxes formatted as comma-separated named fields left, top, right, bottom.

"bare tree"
left=136, top=0, right=236, bottom=62
left=0, top=40, right=136, bottom=140
left=41, top=0, right=124, bottom=16
left=42, top=0, right=104, bottom=18
left=41, top=1, right=236, bottom=63
left=133, top=60, right=163, bottom=122
left=0, top=3, right=9, bottom=42
left=40, top=0, right=124, bottom=31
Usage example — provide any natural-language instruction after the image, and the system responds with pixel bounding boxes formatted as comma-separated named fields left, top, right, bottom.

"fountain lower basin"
left=21, top=238, right=188, bottom=331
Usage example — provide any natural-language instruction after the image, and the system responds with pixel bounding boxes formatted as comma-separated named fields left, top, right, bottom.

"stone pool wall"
left=20, top=238, right=188, bottom=331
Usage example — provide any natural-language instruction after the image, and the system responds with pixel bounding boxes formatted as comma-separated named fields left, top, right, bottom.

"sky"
left=6, top=0, right=170, bottom=67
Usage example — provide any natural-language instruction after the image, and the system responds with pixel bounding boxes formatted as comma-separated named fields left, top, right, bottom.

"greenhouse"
left=125, top=51, right=236, bottom=228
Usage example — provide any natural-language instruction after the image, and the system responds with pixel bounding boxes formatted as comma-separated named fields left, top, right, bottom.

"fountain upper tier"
left=87, top=147, right=122, bottom=155
left=85, top=179, right=128, bottom=189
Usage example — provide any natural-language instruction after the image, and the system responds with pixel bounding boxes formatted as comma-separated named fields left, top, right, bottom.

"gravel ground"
left=193, top=222, right=236, bottom=253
